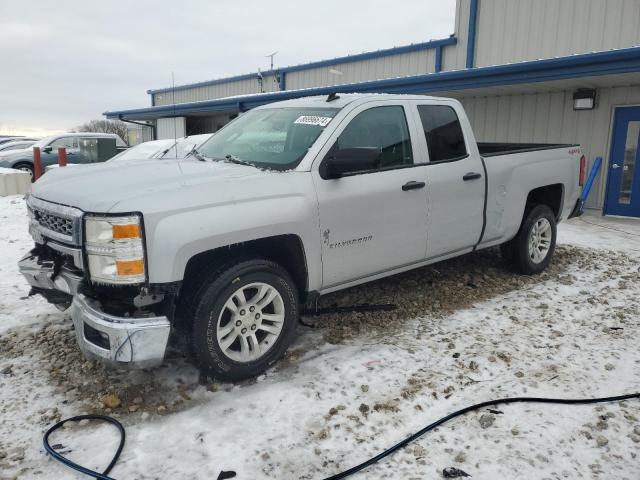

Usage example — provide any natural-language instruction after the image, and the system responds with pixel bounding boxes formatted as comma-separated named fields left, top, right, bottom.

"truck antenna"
left=172, top=71, right=177, bottom=158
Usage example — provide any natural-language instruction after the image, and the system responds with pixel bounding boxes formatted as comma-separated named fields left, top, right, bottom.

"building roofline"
left=106, top=46, right=640, bottom=120
left=146, top=36, right=457, bottom=95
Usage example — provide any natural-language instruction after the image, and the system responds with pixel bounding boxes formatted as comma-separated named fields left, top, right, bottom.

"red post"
left=33, top=147, right=42, bottom=180
left=58, top=147, right=67, bottom=167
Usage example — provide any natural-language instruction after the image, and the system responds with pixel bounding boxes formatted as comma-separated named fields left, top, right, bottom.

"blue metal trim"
left=279, top=71, right=286, bottom=91
left=466, top=0, right=479, bottom=69
left=147, top=37, right=457, bottom=95
left=106, top=47, right=640, bottom=120
left=435, top=45, right=443, bottom=73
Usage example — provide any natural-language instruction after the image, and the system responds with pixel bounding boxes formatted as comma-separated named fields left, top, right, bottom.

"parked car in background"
left=0, top=132, right=127, bottom=179
left=0, top=139, right=38, bottom=152
left=158, top=134, right=213, bottom=159
left=0, top=136, right=39, bottom=144
left=108, top=134, right=213, bottom=162
left=107, top=139, right=176, bottom=162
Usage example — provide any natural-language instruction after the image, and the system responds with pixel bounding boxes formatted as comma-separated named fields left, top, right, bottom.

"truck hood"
left=31, top=158, right=276, bottom=212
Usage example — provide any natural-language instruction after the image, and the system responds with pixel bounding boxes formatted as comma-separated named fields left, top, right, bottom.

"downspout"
left=118, top=115, right=157, bottom=141
left=465, top=0, right=479, bottom=69
left=435, top=45, right=443, bottom=72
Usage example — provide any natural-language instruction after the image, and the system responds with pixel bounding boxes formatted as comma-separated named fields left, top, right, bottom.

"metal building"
left=105, top=0, right=640, bottom=218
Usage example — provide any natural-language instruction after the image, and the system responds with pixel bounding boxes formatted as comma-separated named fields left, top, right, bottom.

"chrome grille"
left=27, top=195, right=83, bottom=247
left=34, top=210, right=74, bottom=237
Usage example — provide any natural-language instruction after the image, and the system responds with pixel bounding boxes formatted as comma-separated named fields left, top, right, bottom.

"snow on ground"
left=1, top=196, right=639, bottom=479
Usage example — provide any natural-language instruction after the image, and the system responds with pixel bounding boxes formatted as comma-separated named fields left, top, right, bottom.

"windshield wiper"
left=190, top=147, right=207, bottom=162
left=224, top=154, right=257, bottom=168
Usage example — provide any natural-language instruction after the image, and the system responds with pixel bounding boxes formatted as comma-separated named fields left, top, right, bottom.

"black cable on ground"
left=43, top=414, right=125, bottom=480
left=321, top=392, right=640, bottom=480
left=44, top=393, right=639, bottom=480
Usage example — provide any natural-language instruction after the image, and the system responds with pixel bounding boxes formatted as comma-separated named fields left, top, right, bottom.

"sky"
left=0, top=1, right=456, bottom=137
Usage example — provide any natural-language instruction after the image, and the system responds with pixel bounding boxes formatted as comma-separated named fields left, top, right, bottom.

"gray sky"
left=0, top=0, right=456, bottom=136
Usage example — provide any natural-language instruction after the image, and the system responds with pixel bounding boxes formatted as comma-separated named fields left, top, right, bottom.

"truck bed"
left=478, top=142, right=578, bottom=157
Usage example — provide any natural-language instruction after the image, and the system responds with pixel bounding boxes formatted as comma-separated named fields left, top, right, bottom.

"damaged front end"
left=18, top=195, right=174, bottom=368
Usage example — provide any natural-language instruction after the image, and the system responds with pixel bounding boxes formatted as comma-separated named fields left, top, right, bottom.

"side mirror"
left=42, top=146, right=52, bottom=154
left=320, top=147, right=379, bottom=179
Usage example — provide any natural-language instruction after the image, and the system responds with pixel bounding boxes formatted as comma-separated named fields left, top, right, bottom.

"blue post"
left=435, top=45, right=443, bottom=73
left=581, top=156, right=602, bottom=203
left=466, top=0, right=479, bottom=68
left=570, top=156, right=602, bottom=218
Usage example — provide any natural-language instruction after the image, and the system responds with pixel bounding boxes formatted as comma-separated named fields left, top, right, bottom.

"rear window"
left=417, top=105, right=467, bottom=162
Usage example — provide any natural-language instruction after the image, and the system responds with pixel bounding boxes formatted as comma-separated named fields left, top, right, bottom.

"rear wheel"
left=183, top=257, right=299, bottom=382
left=13, top=162, right=34, bottom=181
left=508, top=205, right=557, bottom=274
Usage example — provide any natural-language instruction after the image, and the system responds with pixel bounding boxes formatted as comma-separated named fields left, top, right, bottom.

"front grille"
left=34, top=210, right=74, bottom=237
left=27, top=195, right=83, bottom=247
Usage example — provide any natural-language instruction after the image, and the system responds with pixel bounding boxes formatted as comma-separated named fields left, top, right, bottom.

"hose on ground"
left=43, top=392, right=640, bottom=479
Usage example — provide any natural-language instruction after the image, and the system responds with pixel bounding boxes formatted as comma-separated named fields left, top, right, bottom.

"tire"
left=182, top=256, right=299, bottom=382
left=510, top=204, right=557, bottom=275
left=13, top=162, right=34, bottom=182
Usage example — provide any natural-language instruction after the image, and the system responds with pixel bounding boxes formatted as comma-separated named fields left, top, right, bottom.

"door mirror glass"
left=42, top=146, right=52, bottom=153
left=321, top=147, right=380, bottom=179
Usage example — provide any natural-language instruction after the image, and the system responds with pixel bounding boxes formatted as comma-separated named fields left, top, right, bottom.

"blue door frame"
left=604, top=106, right=640, bottom=217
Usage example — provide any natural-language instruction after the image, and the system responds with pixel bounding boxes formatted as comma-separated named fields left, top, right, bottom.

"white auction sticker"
left=294, top=115, right=333, bottom=127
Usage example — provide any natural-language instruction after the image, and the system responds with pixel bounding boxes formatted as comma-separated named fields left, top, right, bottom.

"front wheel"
left=186, top=257, right=299, bottom=382
left=507, top=204, right=557, bottom=275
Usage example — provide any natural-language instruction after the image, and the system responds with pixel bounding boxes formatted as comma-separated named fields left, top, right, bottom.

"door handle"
left=463, top=172, right=482, bottom=181
left=402, top=181, right=426, bottom=191
left=611, top=164, right=620, bottom=169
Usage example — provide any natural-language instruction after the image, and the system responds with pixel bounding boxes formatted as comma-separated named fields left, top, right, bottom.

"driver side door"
left=312, top=101, right=429, bottom=290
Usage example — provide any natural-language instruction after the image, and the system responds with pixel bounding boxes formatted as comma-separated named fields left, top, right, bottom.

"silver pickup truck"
left=18, top=94, right=584, bottom=381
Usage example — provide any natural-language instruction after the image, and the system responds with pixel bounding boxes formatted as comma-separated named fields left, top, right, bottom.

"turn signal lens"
left=85, top=214, right=146, bottom=284
left=113, top=223, right=141, bottom=240
left=116, top=259, right=145, bottom=276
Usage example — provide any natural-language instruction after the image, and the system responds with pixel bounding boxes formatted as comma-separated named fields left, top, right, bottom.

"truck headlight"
left=84, top=214, right=146, bottom=284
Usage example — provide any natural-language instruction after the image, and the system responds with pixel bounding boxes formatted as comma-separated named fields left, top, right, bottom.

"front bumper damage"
left=19, top=250, right=170, bottom=368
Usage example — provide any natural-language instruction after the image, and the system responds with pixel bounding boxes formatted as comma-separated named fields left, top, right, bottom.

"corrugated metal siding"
left=186, top=114, right=234, bottom=135
left=157, top=117, right=186, bottom=139
left=459, top=84, right=640, bottom=210
left=474, top=0, right=640, bottom=67
left=442, top=0, right=470, bottom=71
left=285, top=49, right=437, bottom=90
left=153, top=75, right=280, bottom=106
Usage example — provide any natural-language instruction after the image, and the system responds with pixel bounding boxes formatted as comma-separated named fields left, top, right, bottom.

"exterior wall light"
left=573, top=89, right=597, bottom=110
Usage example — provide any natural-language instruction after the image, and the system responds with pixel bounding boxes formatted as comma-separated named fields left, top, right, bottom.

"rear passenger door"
left=410, top=102, right=485, bottom=259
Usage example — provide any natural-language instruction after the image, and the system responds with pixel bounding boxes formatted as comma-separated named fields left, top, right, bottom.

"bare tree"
left=74, top=119, right=129, bottom=145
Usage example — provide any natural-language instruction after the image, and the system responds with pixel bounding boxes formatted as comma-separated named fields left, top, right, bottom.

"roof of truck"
left=256, top=93, right=445, bottom=110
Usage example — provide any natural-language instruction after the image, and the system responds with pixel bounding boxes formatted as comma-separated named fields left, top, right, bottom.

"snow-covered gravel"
left=1, top=195, right=639, bottom=479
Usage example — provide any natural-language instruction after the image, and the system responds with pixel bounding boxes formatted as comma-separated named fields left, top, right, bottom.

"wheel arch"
left=525, top=183, right=564, bottom=219
left=180, top=234, right=310, bottom=302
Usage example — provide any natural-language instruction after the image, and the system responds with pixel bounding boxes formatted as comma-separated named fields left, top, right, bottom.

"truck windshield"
left=197, top=107, right=339, bottom=170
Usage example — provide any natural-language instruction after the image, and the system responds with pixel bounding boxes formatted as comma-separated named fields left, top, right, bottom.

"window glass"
left=417, top=105, right=467, bottom=162
left=335, top=105, right=413, bottom=170
left=198, top=108, right=339, bottom=170
left=50, top=137, right=78, bottom=149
